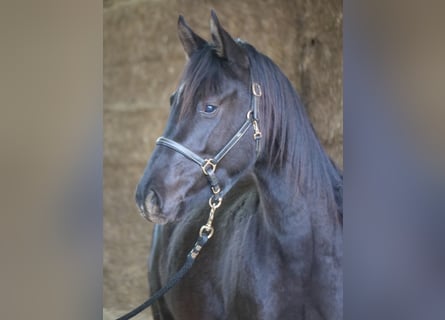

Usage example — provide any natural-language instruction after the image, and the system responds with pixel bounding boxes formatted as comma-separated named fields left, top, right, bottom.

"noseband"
left=156, top=82, right=262, bottom=238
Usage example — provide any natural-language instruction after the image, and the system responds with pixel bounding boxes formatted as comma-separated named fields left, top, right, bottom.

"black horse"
left=135, top=11, right=342, bottom=320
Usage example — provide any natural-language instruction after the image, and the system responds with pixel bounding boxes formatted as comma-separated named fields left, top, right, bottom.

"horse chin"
left=145, top=213, right=171, bottom=225
left=138, top=209, right=176, bottom=224
left=140, top=203, right=184, bottom=225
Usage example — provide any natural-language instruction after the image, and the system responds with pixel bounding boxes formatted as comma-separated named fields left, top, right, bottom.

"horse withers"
left=135, top=11, right=342, bottom=320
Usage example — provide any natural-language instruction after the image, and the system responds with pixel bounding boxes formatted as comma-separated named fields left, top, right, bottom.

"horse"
left=135, top=11, right=343, bottom=320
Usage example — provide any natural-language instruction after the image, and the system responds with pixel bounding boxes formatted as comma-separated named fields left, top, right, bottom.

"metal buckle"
left=201, top=159, right=216, bottom=176
left=252, top=83, right=262, bottom=96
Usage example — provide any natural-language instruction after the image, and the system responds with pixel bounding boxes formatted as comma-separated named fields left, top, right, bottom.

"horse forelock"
left=177, top=45, right=237, bottom=119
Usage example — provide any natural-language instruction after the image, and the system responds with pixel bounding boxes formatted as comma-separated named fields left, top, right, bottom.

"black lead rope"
left=115, top=235, right=209, bottom=320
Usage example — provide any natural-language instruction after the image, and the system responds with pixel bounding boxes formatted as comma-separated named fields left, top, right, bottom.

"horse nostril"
left=135, top=185, right=147, bottom=213
left=147, top=190, right=157, bottom=205
left=145, top=190, right=161, bottom=214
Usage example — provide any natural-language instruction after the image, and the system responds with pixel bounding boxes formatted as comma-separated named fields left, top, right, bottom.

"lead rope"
left=115, top=83, right=262, bottom=320
left=115, top=234, right=208, bottom=320
left=115, top=168, right=223, bottom=320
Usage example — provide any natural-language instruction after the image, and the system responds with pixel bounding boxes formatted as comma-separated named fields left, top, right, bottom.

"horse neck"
left=253, top=117, right=338, bottom=233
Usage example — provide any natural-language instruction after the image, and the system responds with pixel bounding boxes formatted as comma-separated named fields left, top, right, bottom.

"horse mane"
left=242, top=43, right=343, bottom=219
left=177, top=41, right=343, bottom=219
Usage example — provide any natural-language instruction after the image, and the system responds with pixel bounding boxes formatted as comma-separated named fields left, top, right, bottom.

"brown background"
left=103, top=0, right=342, bottom=318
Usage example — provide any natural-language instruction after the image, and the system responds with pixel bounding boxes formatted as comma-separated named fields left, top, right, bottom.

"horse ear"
left=178, top=15, right=206, bottom=57
left=210, top=10, right=249, bottom=68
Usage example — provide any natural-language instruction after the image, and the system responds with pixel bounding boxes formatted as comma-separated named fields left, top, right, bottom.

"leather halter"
left=156, top=82, right=262, bottom=197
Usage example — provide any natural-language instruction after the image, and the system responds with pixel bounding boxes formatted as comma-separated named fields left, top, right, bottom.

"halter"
left=156, top=82, right=262, bottom=239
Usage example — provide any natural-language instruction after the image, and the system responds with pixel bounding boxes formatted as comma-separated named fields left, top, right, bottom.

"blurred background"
left=103, top=0, right=342, bottom=318
left=1, top=1, right=444, bottom=319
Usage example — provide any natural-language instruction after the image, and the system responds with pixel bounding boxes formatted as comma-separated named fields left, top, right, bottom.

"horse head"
left=135, top=11, right=260, bottom=224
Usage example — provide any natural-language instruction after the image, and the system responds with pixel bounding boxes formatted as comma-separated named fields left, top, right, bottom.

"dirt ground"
left=103, top=0, right=342, bottom=318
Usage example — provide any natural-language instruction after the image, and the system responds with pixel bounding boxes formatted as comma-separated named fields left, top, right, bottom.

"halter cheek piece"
left=156, top=82, right=262, bottom=239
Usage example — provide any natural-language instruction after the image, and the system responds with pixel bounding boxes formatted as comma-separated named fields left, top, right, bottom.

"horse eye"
left=204, top=105, right=217, bottom=113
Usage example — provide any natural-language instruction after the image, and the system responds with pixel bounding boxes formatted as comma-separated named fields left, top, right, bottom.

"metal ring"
left=252, top=83, right=262, bottom=96
left=199, top=225, right=214, bottom=239
left=201, top=159, right=216, bottom=176
left=211, top=185, right=221, bottom=194
left=209, top=196, right=222, bottom=209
